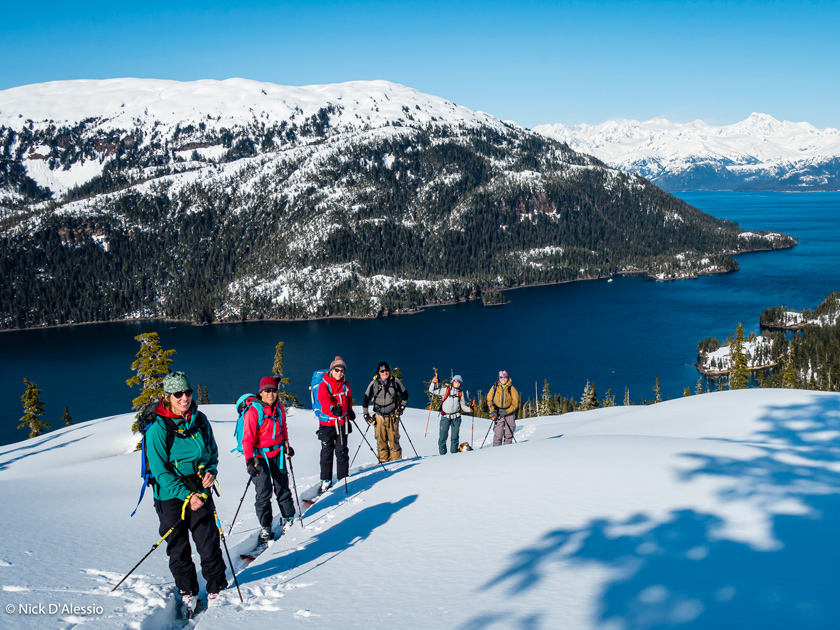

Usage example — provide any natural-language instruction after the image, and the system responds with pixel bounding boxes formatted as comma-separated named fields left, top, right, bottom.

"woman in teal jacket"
left=146, top=371, right=227, bottom=610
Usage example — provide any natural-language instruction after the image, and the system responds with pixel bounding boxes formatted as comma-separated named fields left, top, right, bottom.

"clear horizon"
left=1, top=0, right=837, bottom=130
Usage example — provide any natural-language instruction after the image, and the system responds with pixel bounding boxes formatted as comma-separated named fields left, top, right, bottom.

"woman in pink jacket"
left=316, top=357, right=355, bottom=493
left=242, top=376, right=296, bottom=543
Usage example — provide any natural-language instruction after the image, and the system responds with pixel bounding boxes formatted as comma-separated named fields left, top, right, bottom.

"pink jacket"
left=318, top=374, right=353, bottom=427
left=241, top=399, right=287, bottom=460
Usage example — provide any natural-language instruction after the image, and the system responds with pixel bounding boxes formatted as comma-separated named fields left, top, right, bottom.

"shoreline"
left=0, top=242, right=795, bottom=333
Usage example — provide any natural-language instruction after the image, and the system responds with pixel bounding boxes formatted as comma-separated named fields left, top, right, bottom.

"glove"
left=398, top=402, right=407, bottom=416
left=347, top=421, right=353, bottom=434
left=364, top=412, right=374, bottom=425
left=432, top=374, right=439, bottom=383
left=246, top=458, right=259, bottom=478
left=285, top=445, right=295, bottom=458
left=347, top=408, right=356, bottom=421
left=329, top=405, right=341, bottom=417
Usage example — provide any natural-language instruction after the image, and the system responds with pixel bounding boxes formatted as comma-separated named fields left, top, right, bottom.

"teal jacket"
left=146, top=401, right=219, bottom=502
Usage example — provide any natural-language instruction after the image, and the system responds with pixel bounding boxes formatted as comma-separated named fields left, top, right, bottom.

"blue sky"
left=1, top=0, right=837, bottom=129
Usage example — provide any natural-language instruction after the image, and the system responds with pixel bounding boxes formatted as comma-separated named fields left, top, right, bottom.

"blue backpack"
left=231, top=393, right=285, bottom=467
left=310, top=369, right=331, bottom=422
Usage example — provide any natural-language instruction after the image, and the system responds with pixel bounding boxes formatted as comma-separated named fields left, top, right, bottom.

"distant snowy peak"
left=533, top=114, right=840, bottom=191
left=0, top=77, right=506, bottom=133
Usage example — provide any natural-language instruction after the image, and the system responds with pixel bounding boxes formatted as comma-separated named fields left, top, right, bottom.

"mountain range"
left=534, top=113, right=840, bottom=191
left=0, top=79, right=793, bottom=328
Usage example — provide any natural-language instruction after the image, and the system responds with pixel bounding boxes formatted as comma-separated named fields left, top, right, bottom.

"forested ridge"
left=0, top=82, right=796, bottom=329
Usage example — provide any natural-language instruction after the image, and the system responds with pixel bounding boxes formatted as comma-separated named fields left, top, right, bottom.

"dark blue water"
left=2, top=191, right=839, bottom=446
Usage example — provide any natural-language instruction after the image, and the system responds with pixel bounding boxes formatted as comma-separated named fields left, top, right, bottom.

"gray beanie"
left=330, top=356, right=346, bottom=371
left=163, top=371, right=191, bottom=395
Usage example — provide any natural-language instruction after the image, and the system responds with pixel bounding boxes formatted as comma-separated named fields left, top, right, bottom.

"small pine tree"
left=18, top=378, right=49, bottom=438
left=579, top=381, right=600, bottom=411
left=62, top=405, right=73, bottom=426
left=695, top=378, right=704, bottom=395
left=781, top=350, right=798, bottom=389
left=126, top=333, right=176, bottom=431
left=653, top=377, right=662, bottom=403
left=728, top=322, right=749, bottom=390
left=197, top=383, right=211, bottom=404
left=272, top=341, right=301, bottom=408
left=601, top=388, right=616, bottom=407
left=683, top=387, right=691, bottom=397
left=538, top=379, right=553, bottom=416
left=623, top=387, right=631, bottom=406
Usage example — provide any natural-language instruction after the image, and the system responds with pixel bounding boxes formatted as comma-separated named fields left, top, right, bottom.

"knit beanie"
left=163, top=371, right=191, bottom=395
left=452, top=375, right=463, bottom=384
left=330, top=356, right=346, bottom=370
left=377, top=361, right=391, bottom=373
left=259, top=376, right=279, bottom=393
left=498, top=370, right=509, bottom=379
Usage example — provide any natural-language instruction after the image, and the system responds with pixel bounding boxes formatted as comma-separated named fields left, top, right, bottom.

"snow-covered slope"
left=1, top=389, right=838, bottom=628
left=534, top=114, right=840, bottom=191
left=0, top=78, right=507, bottom=196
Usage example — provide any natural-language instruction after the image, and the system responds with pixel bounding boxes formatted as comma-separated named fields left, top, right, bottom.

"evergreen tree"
left=538, top=379, right=554, bottom=416
left=126, top=332, right=175, bottom=430
left=18, top=378, right=49, bottom=438
left=197, top=383, right=211, bottom=404
left=579, top=380, right=599, bottom=411
left=62, top=405, right=73, bottom=426
left=781, top=350, right=798, bottom=389
left=653, top=377, right=662, bottom=403
left=272, top=340, right=301, bottom=408
left=728, top=322, right=749, bottom=390
left=695, top=378, right=704, bottom=395
left=623, top=387, right=630, bottom=406
left=601, top=388, right=616, bottom=407
left=683, top=387, right=691, bottom=397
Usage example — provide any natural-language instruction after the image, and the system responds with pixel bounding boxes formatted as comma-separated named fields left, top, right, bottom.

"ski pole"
left=349, top=416, right=388, bottom=473
left=228, top=477, right=252, bottom=535
left=111, top=519, right=181, bottom=592
left=471, top=400, right=476, bottom=449
left=338, top=419, right=349, bottom=494
left=349, top=421, right=372, bottom=468
left=398, top=413, right=419, bottom=458
left=285, top=450, right=304, bottom=528
left=480, top=413, right=496, bottom=449
left=210, top=501, right=244, bottom=602
left=425, top=368, right=437, bottom=436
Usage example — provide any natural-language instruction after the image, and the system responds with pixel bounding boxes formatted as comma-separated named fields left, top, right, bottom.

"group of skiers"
left=141, top=361, right=520, bottom=615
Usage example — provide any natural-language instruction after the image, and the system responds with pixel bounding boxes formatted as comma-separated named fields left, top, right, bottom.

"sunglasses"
left=333, top=368, right=345, bottom=373
left=379, top=369, right=389, bottom=373
left=171, top=390, right=193, bottom=399
left=262, top=388, right=278, bottom=393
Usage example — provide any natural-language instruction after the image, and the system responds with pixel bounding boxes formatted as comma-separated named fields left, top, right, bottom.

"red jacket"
left=318, top=373, right=353, bottom=427
left=241, top=399, right=287, bottom=460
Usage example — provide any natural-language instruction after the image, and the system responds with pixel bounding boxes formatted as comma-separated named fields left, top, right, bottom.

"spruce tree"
left=579, top=381, right=599, bottom=411
left=601, top=388, right=616, bottom=407
left=126, top=332, right=175, bottom=430
left=695, top=378, right=704, bottom=395
left=728, top=322, right=749, bottom=390
left=18, top=378, right=49, bottom=438
left=623, top=387, right=630, bottom=406
left=653, top=377, right=662, bottom=403
left=781, top=350, right=798, bottom=389
left=538, top=379, right=553, bottom=416
left=62, top=405, right=73, bottom=426
left=197, top=384, right=211, bottom=404
left=272, top=340, right=301, bottom=408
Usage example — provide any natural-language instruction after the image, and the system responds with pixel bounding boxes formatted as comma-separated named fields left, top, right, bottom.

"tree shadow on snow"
left=240, top=494, right=418, bottom=584
left=466, top=394, right=840, bottom=630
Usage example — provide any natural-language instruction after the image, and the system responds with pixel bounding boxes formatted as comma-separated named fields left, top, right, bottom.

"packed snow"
left=1, top=388, right=838, bottom=628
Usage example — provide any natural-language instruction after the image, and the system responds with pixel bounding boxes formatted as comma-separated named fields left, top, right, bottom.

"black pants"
left=154, top=497, right=228, bottom=596
left=253, top=454, right=295, bottom=528
left=318, top=424, right=349, bottom=481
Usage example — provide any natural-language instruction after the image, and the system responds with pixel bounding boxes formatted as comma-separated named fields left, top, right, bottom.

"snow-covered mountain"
left=534, top=114, right=840, bottom=191
left=0, top=79, right=793, bottom=328
left=1, top=389, right=838, bottom=628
